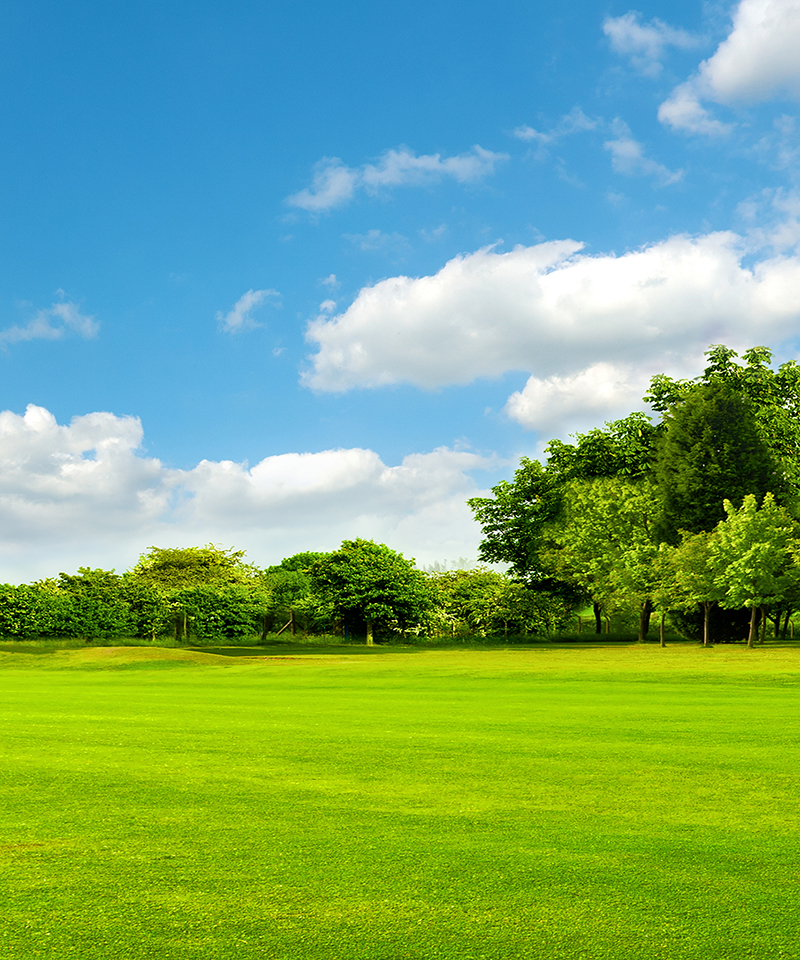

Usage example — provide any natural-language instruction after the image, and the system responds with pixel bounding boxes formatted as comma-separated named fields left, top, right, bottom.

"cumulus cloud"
left=0, top=300, right=99, bottom=346
left=303, top=231, right=800, bottom=431
left=604, top=11, right=698, bottom=76
left=217, top=289, right=280, bottom=333
left=0, top=404, right=492, bottom=582
left=603, top=120, right=683, bottom=183
left=504, top=363, right=653, bottom=434
left=660, top=0, right=800, bottom=134
left=286, top=145, right=507, bottom=213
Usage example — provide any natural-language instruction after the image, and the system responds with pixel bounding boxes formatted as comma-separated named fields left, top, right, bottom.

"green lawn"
left=2, top=641, right=800, bottom=959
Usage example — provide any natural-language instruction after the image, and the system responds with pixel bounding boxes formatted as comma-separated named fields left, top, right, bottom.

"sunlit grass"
left=2, top=642, right=800, bottom=959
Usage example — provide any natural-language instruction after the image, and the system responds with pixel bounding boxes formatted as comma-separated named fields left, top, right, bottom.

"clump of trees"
left=469, top=344, right=800, bottom=645
left=0, top=538, right=570, bottom=644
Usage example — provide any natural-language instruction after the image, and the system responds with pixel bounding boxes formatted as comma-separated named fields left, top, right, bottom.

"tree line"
left=0, top=541, right=570, bottom=644
left=468, top=344, right=800, bottom=646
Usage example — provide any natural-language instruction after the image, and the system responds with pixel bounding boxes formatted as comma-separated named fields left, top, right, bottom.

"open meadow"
left=2, top=641, right=800, bottom=959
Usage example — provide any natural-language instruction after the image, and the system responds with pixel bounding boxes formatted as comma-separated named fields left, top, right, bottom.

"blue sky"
left=2, top=0, right=800, bottom=579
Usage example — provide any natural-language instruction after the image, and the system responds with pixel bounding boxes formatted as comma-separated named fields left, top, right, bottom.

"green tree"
left=711, top=494, right=799, bottom=647
left=668, top=531, right=726, bottom=647
left=308, top=539, right=433, bottom=644
left=55, top=568, right=134, bottom=639
left=130, top=544, right=263, bottom=641
left=543, top=477, right=659, bottom=640
left=647, top=344, right=800, bottom=496
left=654, top=382, right=781, bottom=544
left=468, top=413, right=658, bottom=631
left=131, top=544, right=255, bottom=589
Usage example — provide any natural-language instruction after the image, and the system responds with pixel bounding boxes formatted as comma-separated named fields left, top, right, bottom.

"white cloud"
left=285, top=158, right=359, bottom=213
left=658, top=81, right=734, bottom=136
left=699, top=0, right=800, bottom=104
left=344, top=229, right=410, bottom=253
left=504, top=362, right=653, bottom=434
left=603, top=120, right=683, bottom=183
left=319, top=299, right=337, bottom=313
left=0, top=301, right=99, bottom=346
left=321, top=273, right=341, bottom=289
left=286, top=145, right=507, bottom=213
left=217, top=289, right=280, bottom=334
left=0, top=404, right=492, bottom=582
left=513, top=107, right=598, bottom=145
left=303, top=232, right=800, bottom=435
left=660, top=0, right=800, bottom=134
left=604, top=11, right=698, bottom=76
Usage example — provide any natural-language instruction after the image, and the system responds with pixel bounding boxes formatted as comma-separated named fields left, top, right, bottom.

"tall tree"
left=468, top=413, right=659, bottom=633
left=646, top=344, right=800, bottom=496
left=654, top=382, right=781, bottom=544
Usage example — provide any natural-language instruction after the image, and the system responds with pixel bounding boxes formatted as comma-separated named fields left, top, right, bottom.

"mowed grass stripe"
left=1, top=644, right=799, bottom=959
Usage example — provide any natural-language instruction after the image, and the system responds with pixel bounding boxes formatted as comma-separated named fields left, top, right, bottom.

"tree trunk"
left=782, top=608, right=792, bottom=640
left=703, top=601, right=711, bottom=647
left=593, top=602, right=602, bottom=634
left=759, top=606, right=767, bottom=644
left=747, top=605, right=757, bottom=648
left=366, top=621, right=374, bottom=646
left=659, top=610, right=666, bottom=647
left=638, top=599, right=653, bottom=642
left=261, top=613, right=268, bottom=643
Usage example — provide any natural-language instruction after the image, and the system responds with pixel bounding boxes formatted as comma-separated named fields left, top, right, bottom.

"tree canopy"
left=654, top=381, right=782, bottom=544
left=308, top=539, right=433, bottom=643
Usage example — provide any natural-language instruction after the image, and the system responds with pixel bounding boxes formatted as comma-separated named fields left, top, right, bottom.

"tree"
left=260, top=552, right=332, bottom=637
left=647, top=344, right=800, bottom=498
left=668, top=531, right=726, bottom=647
left=129, top=545, right=263, bottom=641
left=542, top=477, right=659, bottom=640
left=131, top=544, right=256, bottom=589
left=711, top=494, right=799, bottom=647
left=468, top=413, right=658, bottom=633
left=308, top=539, right=433, bottom=644
left=654, top=382, right=781, bottom=544
left=55, top=568, right=134, bottom=639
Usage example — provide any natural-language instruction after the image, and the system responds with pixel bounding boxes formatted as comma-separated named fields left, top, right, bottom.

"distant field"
left=2, top=642, right=800, bottom=959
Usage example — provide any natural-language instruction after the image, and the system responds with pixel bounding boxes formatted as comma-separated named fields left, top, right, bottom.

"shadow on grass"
left=191, top=643, right=396, bottom=658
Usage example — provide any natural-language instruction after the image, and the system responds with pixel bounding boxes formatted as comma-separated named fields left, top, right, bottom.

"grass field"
left=2, top=641, right=800, bottom=959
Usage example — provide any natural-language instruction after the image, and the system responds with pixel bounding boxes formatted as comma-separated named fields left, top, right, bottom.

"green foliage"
left=0, top=583, right=67, bottom=638
left=129, top=544, right=268, bottom=642
left=654, top=382, right=781, bottom=543
left=647, top=344, right=800, bottom=494
left=131, top=544, right=256, bottom=590
left=169, top=583, right=269, bottom=640
left=309, top=539, right=433, bottom=640
left=428, top=567, right=570, bottom=637
left=544, top=411, right=659, bottom=481
left=542, top=477, right=660, bottom=638
left=52, top=568, right=135, bottom=639
left=468, top=413, right=660, bottom=585
left=711, top=493, right=799, bottom=646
